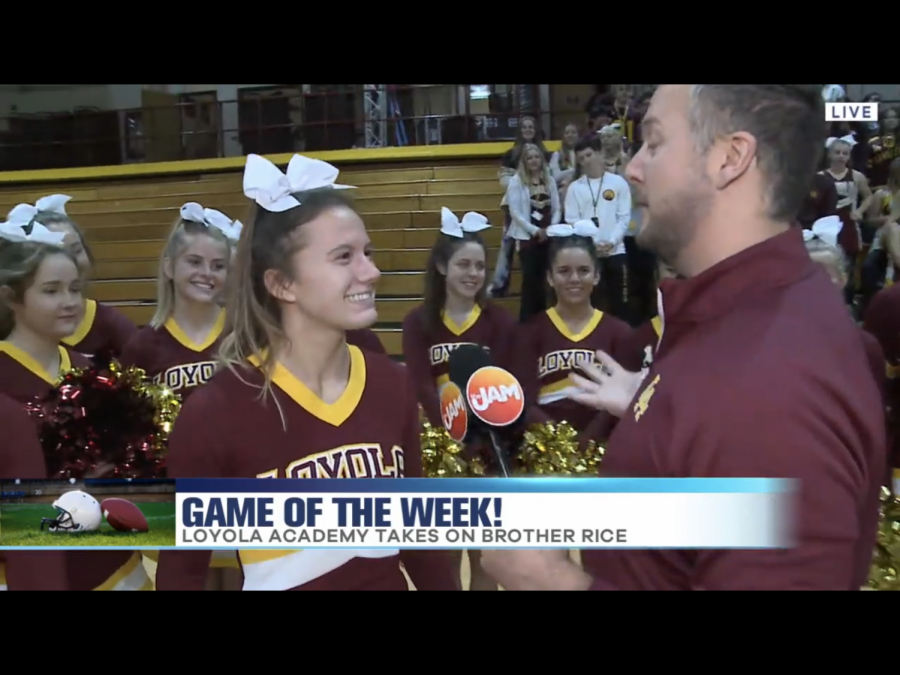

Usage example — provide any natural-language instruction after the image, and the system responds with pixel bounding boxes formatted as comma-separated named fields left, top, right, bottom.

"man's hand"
left=481, top=549, right=593, bottom=590
left=596, top=242, right=614, bottom=256
left=565, top=350, right=643, bottom=418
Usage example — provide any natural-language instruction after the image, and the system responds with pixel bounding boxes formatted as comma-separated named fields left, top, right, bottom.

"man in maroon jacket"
left=483, top=84, right=886, bottom=591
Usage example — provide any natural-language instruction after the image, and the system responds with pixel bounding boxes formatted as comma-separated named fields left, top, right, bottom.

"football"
left=101, top=498, right=149, bottom=533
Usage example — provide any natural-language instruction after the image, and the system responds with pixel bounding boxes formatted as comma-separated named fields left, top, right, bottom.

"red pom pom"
left=26, top=355, right=173, bottom=480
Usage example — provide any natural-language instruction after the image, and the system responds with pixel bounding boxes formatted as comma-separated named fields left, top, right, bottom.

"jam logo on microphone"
left=465, top=366, right=524, bottom=426
left=440, top=382, right=468, bottom=443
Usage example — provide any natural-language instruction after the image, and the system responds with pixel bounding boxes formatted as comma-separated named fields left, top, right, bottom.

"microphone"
left=443, top=345, right=525, bottom=477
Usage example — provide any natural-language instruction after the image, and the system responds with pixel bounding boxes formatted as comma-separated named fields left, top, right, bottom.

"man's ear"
left=709, top=131, right=757, bottom=190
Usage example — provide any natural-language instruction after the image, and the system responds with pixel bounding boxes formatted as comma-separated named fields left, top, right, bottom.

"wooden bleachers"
left=0, top=160, right=522, bottom=356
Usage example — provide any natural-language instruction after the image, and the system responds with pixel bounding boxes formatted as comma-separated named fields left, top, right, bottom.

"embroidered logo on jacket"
left=633, top=374, right=660, bottom=421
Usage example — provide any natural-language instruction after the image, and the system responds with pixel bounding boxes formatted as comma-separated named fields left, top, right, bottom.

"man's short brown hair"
left=687, top=85, right=826, bottom=222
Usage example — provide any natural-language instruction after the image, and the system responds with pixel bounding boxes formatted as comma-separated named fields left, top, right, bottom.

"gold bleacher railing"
left=0, top=84, right=598, bottom=172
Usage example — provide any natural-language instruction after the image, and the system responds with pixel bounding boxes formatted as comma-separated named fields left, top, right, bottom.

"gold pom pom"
left=421, top=422, right=485, bottom=478
left=123, top=365, right=182, bottom=453
left=516, top=421, right=605, bottom=476
left=868, top=486, right=900, bottom=591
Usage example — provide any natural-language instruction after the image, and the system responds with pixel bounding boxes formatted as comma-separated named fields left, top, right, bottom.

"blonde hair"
left=149, top=216, right=232, bottom=328
left=516, top=143, right=552, bottom=188
left=0, top=239, right=77, bottom=339
left=219, top=188, right=359, bottom=404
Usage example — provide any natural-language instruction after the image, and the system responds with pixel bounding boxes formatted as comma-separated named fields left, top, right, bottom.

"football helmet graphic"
left=40, top=490, right=102, bottom=533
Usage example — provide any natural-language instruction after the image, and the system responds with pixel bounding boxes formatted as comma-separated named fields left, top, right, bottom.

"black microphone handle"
left=487, top=429, right=512, bottom=478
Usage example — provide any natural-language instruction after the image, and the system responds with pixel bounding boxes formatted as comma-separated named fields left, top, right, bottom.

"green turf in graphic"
left=0, top=502, right=175, bottom=546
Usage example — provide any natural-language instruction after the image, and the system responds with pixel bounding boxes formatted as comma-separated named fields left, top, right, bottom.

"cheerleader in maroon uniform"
left=0, top=394, right=67, bottom=590
left=118, top=202, right=242, bottom=589
left=119, top=202, right=238, bottom=401
left=402, top=208, right=516, bottom=591
left=402, top=208, right=516, bottom=428
left=821, top=135, right=873, bottom=307
left=5, top=195, right=137, bottom=356
left=511, top=222, right=632, bottom=438
left=157, top=154, right=457, bottom=591
left=0, top=218, right=150, bottom=591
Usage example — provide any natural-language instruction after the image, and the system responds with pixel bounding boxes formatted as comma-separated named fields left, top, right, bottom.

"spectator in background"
left=565, top=136, right=632, bottom=321
left=860, top=159, right=900, bottom=315
left=821, top=136, right=874, bottom=311
left=862, top=93, right=882, bottom=135
left=550, top=123, right=579, bottom=210
left=489, top=117, right=550, bottom=298
left=868, top=106, right=900, bottom=189
left=506, top=144, right=561, bottom=320
left=610, top=84, right=639, bottom=146
left=587, top=106, right=614, bottom=135
left=572, top=108, right=614, bottom=184
left=586, top=85, right=641, bottom=147
left=630, top=89, right=655, bottom=154
left=824, top=86, right=871, bottom=171
left=598, top=123, right=629, bottom=176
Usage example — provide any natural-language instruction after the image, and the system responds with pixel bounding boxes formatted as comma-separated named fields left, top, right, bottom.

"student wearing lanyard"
left=564, top=136, right=633, bottom=322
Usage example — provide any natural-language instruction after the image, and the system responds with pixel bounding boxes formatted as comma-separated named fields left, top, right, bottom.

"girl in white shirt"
left=490, top=117, right=552, bottom=298
left=504, top=143, right=561, bottom=320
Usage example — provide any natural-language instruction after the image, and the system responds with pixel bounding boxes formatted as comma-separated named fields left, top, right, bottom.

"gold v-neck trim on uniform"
left=0, top=342, right=72, bottom=383
left=164, top=311, right=225, bottom=352
left=546, top=307, right=602, bottom=342
left=442, top=305, right=481, bottom=337
left=62, top=299, right=97, bottom=347
left=651, top=316, right=663, bottom=337
left=249, top=345, right=366, bottom=426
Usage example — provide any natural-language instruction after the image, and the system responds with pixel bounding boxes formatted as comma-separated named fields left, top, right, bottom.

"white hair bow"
left=5, top=193, right=72, bottom=229
left=826, top=134, right=856, bottom=148
left=242, top=153, right=354, bottom=212
left=598, top=123, right=622, bottom=134
left=546, top=220, right=599, bottom=241
left=803, top=216, right=841, bottom=249
left=0, top=220, right=65, bottom=246
left=35, top=194, right=72, bottom=215
left=180, top=202, right=243, bottom=241
left=440, top=207, right=490, bottom=238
